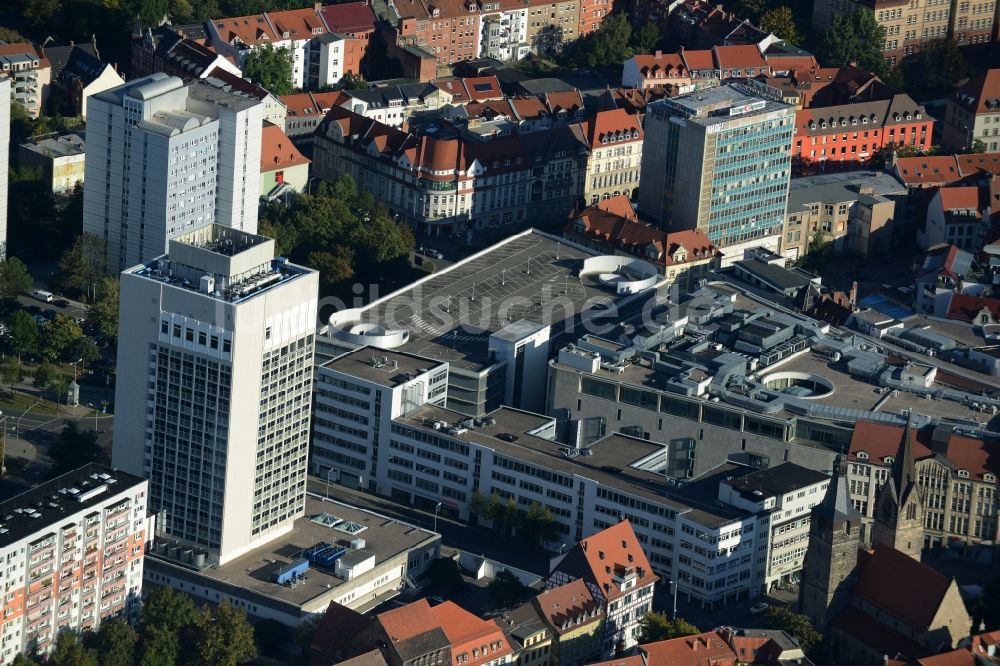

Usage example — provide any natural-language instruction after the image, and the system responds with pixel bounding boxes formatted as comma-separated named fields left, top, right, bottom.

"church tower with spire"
left=799, top=458, right=862, bottom=631
left=871, top=418, right=925, bottom=561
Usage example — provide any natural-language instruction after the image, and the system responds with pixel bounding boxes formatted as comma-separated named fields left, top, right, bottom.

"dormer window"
left=986, top=473, right=996, bottom=482
left=884, top=456, right=894, bottom=464
left=957, top=469, right=969, bottom=478
left=857, top=451, right=869, bottom=460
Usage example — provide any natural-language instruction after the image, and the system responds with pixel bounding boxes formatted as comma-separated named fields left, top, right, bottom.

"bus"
left=31, top=289, right=53, bottom=303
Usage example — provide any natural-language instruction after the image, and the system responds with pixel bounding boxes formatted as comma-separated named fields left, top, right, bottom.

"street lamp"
left=325, top=468, right=337, bottom=499
left=14, top=399, right=40, bottom=439
left=670, top=579, right=679, bottom=620
left=433, top=502, right=443, bottom=534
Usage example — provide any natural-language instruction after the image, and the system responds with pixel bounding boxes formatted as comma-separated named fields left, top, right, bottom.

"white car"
left=749, top=602, right=770, bottom=615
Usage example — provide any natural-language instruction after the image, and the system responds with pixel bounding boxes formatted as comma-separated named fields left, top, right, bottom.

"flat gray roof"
left=787, top=171, right=906, bottom=212
left=656, top=83, right=791, bottom=127
left=153, top=497, right=437, bottom=609
left=20, top=133, right=85, bottom=158
left=324, top=230, right=639, bottom=372
left=322, top=348, right=446, bottom=387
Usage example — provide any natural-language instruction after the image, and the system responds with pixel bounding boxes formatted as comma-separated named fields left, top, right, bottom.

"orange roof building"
left=260, top=122, right=310, bottom=197
left=943, top=69, right=1000, bottom=151
left=845, top=421, right=999, bottom=552
left=547, top=521, right=658, bottom=655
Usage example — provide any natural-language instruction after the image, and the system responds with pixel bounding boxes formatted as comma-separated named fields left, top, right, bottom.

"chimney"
left=850, top=281, right=858, bottom=307
left=930, top=424, right=953, bottom=457
left=655, top=50, right=662, bottom=58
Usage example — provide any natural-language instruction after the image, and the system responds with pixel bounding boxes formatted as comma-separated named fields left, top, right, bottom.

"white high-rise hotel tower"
left=112, top=224, right=318, bottom=564
left=83, top=73, right=262, bottom=271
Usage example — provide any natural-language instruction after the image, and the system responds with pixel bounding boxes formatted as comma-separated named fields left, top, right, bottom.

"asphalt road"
left=11, top=293, right=88, bottom=322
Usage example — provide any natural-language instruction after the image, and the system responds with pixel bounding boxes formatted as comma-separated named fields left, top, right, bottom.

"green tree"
left=9, top=653, right=39, bottom=666
left=870, top=142, right=921, bottom=167
left=764, top=607, right=822, bottom=653
left=521, top=502, right=556, bottom=545
left=918, top=39, right=967, bottom=95
left=729, top=0, right=767, bottom=21
left=575, top=13, right=633, bottom=67
left=2, top=359, right=23, bottom=394
left=49, top=420, right=104, bottom=476
left=140, top=586, right=199, bottom=636
left=33, top=361, right=57, bottom=393
left=969, top=139, right=988, bottom=154
left=64, top=336, right=100, bottom=368
left=970, top=575, right=1000, bottom=631
left=10, top=310, right=39, bottom=361
left=759, top=6, right=800, bottom=44
left=820, top=10, right=889, bottom=79
left=50, top=630, right=98, bottom=666
left=427, top=557, right=465, bottom=594
left=90, top=620, right=138, bottom=666
left=88, top=277, right=120, bottom=340
left=138, top=625, right=180, bottom=666
left=58, top=233, right=108, bottom=302
left=487, top=570, right=529, bottom=609
left=40, top=314, right=84, bottom=363
left=636, top=612, right=700, bottom=643
left=0, top=27, right=29, bottom=43
left=0, top=257, right=33, bottom=301
left=191, top=601, right=257, bottom=666
left=243, top=44, right=294, bottom=96
left=632, top=21, right=661, bottom=53
left=307, top=249, right=355, bottom=290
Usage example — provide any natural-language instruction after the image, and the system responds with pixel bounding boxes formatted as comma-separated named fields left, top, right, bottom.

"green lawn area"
left=0, top=391, right=60, bottom=416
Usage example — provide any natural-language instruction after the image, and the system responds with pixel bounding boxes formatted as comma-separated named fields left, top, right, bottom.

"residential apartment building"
left=83, top=74, right=263, bottom=271
left=792, top=89, right=932, bottom=173
left=913, top=243, right=978, bottom=317
left=260, top=123, right=310, bottom=199
left=18, top=134, right=87, bottom=196
left=846, top=421, right=999, bottom=557
left=580, top=109, right=643, bottom=204
left=621, top=46, right=774, bottom=92
left=131, top=26, right=243, bottom=81
left=46, top=43, right=124, bottom=120
left=942, top=69, right=1000, bottom=152
left=312, top=106, right=588, bottom=234
left=918, top=179, right=999, bottom=251
left=0, top=43, right=50, bottom=118
left=639, top=81, right=794, bottom=260
left=530, top=580, right=604, bottom=666
left=209, top=7, right=371, bottom=89
left=113, top=224, right=318, bottom=565
left=0, top=77, right=9, bottom=258
left=388, top=0, right=587, bottom=65
left=564, top=196, right=723, bottom=291
left=0, top=464, right=149, bottom=665
left=548, top=522, right=656, bottom=656
left=782, top=171, right=905, bottom=260
left=811, top=0, right=997, bottom=65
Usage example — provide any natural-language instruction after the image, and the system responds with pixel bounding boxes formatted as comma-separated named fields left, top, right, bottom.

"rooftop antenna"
left=556, top=242, right=560, bottom=260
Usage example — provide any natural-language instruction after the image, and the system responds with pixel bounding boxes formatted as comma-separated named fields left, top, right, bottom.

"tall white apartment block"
left=112, top=224, right=318, bottom=565
left=0, top=76, right=10, bottom=258
left=83, top=73, right=263, bottom=272
left=0, top=464, right=150, bottom=665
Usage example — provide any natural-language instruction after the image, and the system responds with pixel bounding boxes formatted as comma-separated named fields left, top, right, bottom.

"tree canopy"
left=243, top=44, right=294, bottom=96
left=572, top=13, right=634, bottom=67
left=759, top=6, right=800, bottom=44
left=88, top=276, right=121, bottom=340
left=191, top=601, right=257, bottom=666
left=820, top=11, right=889, bottom=79
left=488, top=570, right=531, bottom=609
left=258, top=174, right=415, bottom=295
left=49, top=420, right=105, bottom=476
left=58, top=233, right=108, bottom=303
left=10, top=310, right=39, bottom=361
left=636, top=612, right=699, bottom=643
left=0, top=257, right=33, bottom=301
left=764, top=606, right=822, bottom=653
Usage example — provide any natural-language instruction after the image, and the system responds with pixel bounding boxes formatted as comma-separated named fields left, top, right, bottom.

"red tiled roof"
left=937, top=185, right=983, bottom=213
left=268, top=7, right=327, bottom=40
left=712, top=44, right=767, bottom=71
left=309, top=601, right=373, bottom=666
left=544, top=90, right=585, bottom=114
left=379, top=598, right=441, bottom=642
left=894, top=153, right=1000, bottom=187
left=509, top=96, right=547, bottom=119
left=853, top=545, right=954, bottom=631
left=970, top=629, right=1000, bottom=659
left=588, top=656, right=645, bottom=666
left=831, top=607, right=924, bottom=659
left=916, top=649, right=977, bottom=666
left=680, top=49, right=715, bottom=71
left=641, top=632, right=738, bottom=666
left=582, top=109, right=642, bottom=149
left=533, top=579, right=602, bottom=635
left=212, top=14, right=279, bottom=46
left=593, top=195, right=637, bottom=221
left=431, top=601, right=513, bottom=666
left=260, top=123, right=310, bottom=172
left=462, top=75, right=503, bottom=102
left=631, top=52, right=688, bottom=78
left=952, top=69, right=1000, bottom=116
left=554, top=520, right=657, bottom=601
left=0, top=42, right=50, bottom=69
left=946, top=294, right=1000, bottom=323
left=320, top=1, right=377, bottom=34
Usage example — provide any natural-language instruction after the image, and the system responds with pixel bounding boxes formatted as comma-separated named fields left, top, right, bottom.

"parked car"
left=419, top=246, right=444, bottom=260
left=749, top=602, right=770, bottom=615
